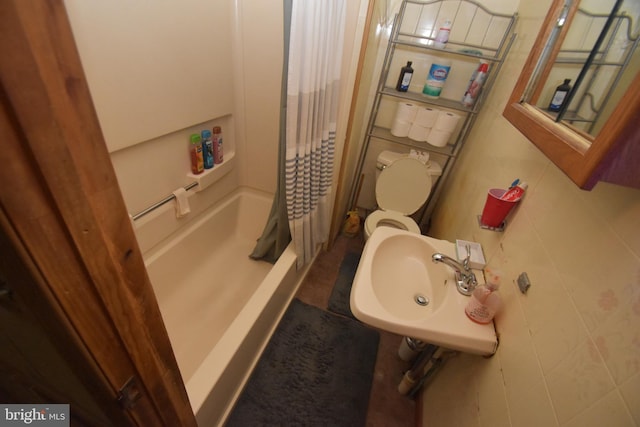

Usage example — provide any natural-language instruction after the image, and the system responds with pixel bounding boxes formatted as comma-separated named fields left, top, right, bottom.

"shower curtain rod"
left=131, top=181, right=198, bottom=221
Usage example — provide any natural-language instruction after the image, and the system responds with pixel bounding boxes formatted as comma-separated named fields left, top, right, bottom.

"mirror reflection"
left=524, top=0, right=639, bottom=138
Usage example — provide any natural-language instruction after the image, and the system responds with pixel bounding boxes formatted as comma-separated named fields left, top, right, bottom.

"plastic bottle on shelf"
left=465, top=268, right=502, bottom=324
left=395, top=61, right=414, bottom=92
left=201, top=129, right=214, bottom=170
left=434, top=19, right=452, bottom=49
left=548, top=78, right=572, bottom=112
left=461, top=61, right=489, bottom=107
left=212, top=126, right=224, bottom=164
left=423, top=59, right=451, bottom=99
left=189, top=134, right=204, bottom=174
left=500, top=181, right=528, bottom=202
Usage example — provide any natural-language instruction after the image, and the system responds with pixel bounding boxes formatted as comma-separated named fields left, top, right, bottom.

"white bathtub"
left=143, top=188, right=306, bottom=426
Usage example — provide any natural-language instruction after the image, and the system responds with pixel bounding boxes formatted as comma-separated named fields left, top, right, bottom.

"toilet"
left=364, top=150, right=441, bottom=240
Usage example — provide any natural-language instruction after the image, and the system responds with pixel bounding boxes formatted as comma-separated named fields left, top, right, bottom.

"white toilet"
left=364, top=150, right=441, bottom=240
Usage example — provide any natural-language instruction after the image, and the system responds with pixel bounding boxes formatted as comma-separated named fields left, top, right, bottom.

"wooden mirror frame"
left=503, top=0, right=640, bottom=190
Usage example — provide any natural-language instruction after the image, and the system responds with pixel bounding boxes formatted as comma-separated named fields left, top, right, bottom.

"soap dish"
left=455, top=239, right=486, bottom=270
left=477, top=215, right=506, bottom=232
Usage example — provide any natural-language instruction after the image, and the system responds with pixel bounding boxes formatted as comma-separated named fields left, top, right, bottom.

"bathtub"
left=143, top=187, right=307, bottom=426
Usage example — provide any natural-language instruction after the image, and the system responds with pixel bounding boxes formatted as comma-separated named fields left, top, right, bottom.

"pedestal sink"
left=350, top=227, right=498, bottom=356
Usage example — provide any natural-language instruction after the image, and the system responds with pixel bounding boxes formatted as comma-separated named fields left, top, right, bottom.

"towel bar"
left=131, top=182, right=198, bottom=221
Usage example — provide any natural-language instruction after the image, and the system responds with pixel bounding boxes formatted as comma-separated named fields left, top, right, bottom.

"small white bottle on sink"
left=465, top=268, right=502, bottom=324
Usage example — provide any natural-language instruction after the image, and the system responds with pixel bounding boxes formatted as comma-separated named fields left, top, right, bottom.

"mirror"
left=503, top=0, right=640, bottom=189
left=523, top=0, right=639, bottom=139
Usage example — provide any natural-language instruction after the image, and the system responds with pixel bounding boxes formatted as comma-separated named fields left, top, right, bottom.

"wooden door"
left=0, top=215, right=129, bottom=426
left=0, top=1, right=197, bottom=425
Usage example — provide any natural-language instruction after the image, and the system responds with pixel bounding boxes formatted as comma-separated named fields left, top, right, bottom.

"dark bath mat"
left=327, top=251, right=361, bottom=319
left=225, top=298, right=379, bottom=427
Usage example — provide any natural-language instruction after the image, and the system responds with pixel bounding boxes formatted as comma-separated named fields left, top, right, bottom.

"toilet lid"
left=376, top=157, right=432, bottom=215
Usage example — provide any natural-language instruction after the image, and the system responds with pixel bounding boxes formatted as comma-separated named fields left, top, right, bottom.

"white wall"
left=234, top=0, right=283, bottom=194
left=65, top=0, right=366, bottom=254
left=422, top=0, right=640, bottom=425
left=64, top=0, right=234, bottom=152
left=65, top=0, right=242, bottom=255
left=64, top=0, right=284, bottom=253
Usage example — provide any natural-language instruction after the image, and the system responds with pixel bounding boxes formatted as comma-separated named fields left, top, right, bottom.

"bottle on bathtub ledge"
left=201, top=129, right=214, bottom=170
left=190, top=133, right=204, bottom=174
left=465, top=267, right=502, bottom=324
left=213, top=126, right=224, bottom=164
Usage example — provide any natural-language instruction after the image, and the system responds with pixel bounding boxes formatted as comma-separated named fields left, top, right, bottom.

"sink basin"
left=350, top=227, right=498, bottom=355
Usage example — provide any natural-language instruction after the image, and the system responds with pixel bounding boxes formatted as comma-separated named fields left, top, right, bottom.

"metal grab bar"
left=131, top=182, right=198, bottom=221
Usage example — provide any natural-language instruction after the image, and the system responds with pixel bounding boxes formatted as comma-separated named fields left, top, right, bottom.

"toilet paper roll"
left=426, top=128, right=452, bottom=147
left=413, top=107, right=440, bottom=128
left=408, top=123, right=430, bottom=142
left=390, top=119, right=412, bottom=137
left=433, top=111, right=461, bottom=132
left=394, top=102, right=419, bottom=123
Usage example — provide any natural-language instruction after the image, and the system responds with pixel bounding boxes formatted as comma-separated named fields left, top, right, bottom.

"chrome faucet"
left=432, top=245, right=477, bottom=295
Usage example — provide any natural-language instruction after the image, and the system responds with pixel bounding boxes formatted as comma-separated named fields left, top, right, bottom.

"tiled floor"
left=295, top=231, right=416, bottom=427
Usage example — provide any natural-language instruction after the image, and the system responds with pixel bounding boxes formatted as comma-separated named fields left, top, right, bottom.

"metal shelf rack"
left=348, top=0, right=517, bottom=231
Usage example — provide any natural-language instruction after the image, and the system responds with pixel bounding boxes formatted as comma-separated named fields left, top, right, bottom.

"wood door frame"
left=0, top=1, right=196, bottom=425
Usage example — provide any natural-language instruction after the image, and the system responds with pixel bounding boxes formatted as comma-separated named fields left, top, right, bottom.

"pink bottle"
left=465, top=268, right=502, bottom=324
left=212, top=126, right=223, bottom=164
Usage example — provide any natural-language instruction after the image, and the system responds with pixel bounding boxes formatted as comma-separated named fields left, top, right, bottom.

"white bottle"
left=465, top=268, right=502, bottom=324
left=434, top=20, right=452, bottom=49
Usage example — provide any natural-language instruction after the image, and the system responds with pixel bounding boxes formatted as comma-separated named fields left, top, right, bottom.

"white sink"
left=350, top=227, right=498, bottom=356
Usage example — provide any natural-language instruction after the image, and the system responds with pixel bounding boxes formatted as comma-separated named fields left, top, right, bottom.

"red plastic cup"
left=480, top=188, right=518, bottom=227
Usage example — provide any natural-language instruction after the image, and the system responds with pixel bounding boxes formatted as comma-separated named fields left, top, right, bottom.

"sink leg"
left=398, top=336, right=428, bottom=362
left=408, top=347, right=458, bottom=398
left=398, top=344, right=438, bottom=395
left=398, top=345, right=458, bottom=397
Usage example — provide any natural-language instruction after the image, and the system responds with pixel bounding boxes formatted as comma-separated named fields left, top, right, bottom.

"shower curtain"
left=251, top=0, right=346, bottom=268
left=286, top=0, right=346, bottom=267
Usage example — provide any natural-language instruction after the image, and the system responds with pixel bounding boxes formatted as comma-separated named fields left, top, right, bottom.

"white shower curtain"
left=286, top=0, right=346, bottom=268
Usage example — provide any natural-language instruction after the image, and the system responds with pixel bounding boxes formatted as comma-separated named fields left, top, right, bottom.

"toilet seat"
left=365, top=157, right=432, bottom=238
left=364, top=210, right=421, bottom=235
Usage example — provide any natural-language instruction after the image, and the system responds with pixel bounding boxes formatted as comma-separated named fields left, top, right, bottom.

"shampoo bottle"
left=190, top=133, right=204, bottom=174
left=212, top=126, right=223, bottom=164
left=395, top=61, right=414, bottom=92
left=201, top=129, right=214, bottom=169
left=548, top=79, right=572, bottom=112
left=465, top=268, right=502, bottom=324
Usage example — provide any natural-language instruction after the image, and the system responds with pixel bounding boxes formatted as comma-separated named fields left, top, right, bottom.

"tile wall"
left=421, top=0, right=640, bottom=425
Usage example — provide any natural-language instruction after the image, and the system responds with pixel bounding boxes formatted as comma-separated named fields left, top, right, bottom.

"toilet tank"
left=375, top=150, right=442, bottom=178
